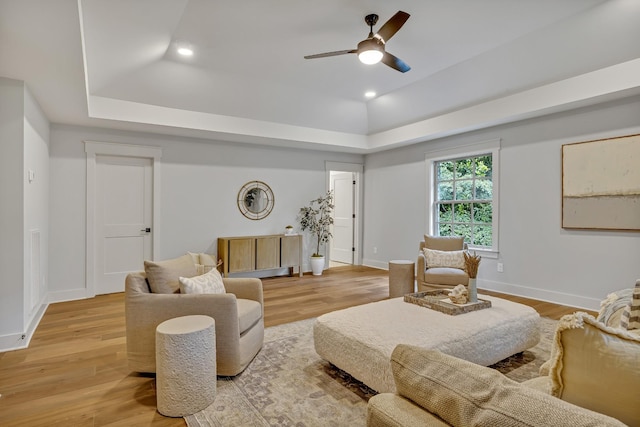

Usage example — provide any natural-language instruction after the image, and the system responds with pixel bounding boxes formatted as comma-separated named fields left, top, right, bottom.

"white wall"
left=0, top=78, right=25, bottom=342
left=6, top=81, right=638, bottom=352
left=0, top=77, right=50, bottom=351
left=23, top=85, right=50, bottom=326
left=49, top=125, right=364, bottom=301
left=363, top=95, right=640, bottom=311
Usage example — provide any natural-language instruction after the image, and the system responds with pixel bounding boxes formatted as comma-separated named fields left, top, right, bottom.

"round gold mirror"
left=237, top=181, right=275, bottom=220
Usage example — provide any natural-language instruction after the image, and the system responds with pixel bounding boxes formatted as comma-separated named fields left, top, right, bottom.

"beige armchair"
left=125, top=272, right=264, bottom=376
left=417, top=235, right=469, bottom=292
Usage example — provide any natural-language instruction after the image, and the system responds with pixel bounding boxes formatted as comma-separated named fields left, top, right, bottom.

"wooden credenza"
left=218, top=234, right=303, bottom=278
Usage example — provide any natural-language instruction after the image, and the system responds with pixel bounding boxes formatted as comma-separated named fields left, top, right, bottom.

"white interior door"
left=95, top=155, right=152, bottom=294
left=330, top=172, right=354, bottom=264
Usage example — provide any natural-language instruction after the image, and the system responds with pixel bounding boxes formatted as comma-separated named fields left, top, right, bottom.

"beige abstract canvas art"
left=562, top=134, right=640, bottom=231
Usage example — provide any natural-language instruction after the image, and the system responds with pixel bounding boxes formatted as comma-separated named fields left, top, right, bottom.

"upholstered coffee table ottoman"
left=313, top=295, right=540, bottom=393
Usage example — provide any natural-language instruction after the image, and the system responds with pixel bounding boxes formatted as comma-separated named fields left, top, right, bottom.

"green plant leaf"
left=297, top=190, right=334, bottom=257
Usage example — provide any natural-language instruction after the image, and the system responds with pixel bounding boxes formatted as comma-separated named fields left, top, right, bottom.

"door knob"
left=141, top=228, right=151, bottom=233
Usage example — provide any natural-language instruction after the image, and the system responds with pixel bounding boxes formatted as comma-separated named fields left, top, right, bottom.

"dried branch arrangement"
left=464, top=251, right=481, bottom=278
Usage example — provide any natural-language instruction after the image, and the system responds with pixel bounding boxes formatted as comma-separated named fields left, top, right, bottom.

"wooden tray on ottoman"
left=404, top=290, right=491, bottom=315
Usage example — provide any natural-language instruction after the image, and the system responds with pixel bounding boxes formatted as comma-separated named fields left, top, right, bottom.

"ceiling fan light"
left=357, top=38, right=384, bottom=65
left=358, top=49, right=383, bottom=65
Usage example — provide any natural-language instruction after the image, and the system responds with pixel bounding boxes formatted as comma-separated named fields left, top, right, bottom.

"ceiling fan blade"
left=382, top=52, right=411, bottom=73
left=304, top=49, right=356, bottom=59
left=376, top=11, right=410, bottom=43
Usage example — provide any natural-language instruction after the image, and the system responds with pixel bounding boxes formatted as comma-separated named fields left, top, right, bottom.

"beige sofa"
left=125, top=271, right=264, bottom=376
left=368, top=311, right=640, bottom=427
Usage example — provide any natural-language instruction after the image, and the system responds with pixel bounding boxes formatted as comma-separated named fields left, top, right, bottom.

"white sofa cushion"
left=237, top=298, right=262, bottom=334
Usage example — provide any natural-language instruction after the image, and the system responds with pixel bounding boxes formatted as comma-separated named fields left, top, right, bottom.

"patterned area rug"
left=185, top=316, right=557, bottom=427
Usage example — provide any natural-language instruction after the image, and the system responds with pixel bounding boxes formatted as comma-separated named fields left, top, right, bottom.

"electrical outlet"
left=497, top=262, right=504, bottom=273
left=373, top=247, right=378, bottom=254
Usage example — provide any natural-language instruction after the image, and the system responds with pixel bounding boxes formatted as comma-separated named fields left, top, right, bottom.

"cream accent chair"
left=125, top=271, right=264, bottom=376
left=417, top=235, right=469, bottom=292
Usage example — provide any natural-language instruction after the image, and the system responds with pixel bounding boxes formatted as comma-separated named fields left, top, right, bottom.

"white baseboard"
left=47, top=288, right=89, bottom=304
left=362, top=259, right=388, bottom=270
left=0, top=302, right=48, bottom=352
left=479, top=279, right=601, bottom=312
left=360, top=263, right=601, bottom=311
left=0, top=332, right=29, bottom=353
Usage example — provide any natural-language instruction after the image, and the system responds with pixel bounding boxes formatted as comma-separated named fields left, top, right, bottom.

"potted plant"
left=298, top=190, right=334, bottom=275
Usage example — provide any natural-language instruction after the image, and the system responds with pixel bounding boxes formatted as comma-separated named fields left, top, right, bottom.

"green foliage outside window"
left=435, top=154, right=493, bottom=247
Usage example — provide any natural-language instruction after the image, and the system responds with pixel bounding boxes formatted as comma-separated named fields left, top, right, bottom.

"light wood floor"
left=0, top=265, right=596, bottom=426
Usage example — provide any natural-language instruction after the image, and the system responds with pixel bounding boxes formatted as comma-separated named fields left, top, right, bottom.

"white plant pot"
left=310, top=256, right=325, bottom=276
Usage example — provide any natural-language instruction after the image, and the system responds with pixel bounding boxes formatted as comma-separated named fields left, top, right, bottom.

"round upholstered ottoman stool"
left=388, top=260, right=415, bottom=298
left=156, top=315, right=216, bottom=417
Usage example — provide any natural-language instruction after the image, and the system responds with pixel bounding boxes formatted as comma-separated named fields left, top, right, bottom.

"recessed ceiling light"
left=177, top=47, right=193, bottom=56
left=365, top=91, right=376, bottom=98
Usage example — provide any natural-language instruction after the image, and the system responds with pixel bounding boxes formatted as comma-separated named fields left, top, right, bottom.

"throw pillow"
left=179, top=268, right=225, bottom=294
left=187, top=252, right=219, bottom=275
left=187, top=252, right=218, bottom=265
left=391, top=344, right=626, bottom=427
left=620, top=279, right=640, bottom=330
left=144, top=254, right=198, bottom=294
left=187, top=251, right=201, bottom=265
left=547, top=312, right=640, bottom=426
left=195, top=264, right=215, bottom=275
left=597, top=289, right=632, bottom=326
left=423, top=248, right=465, bottom=270
left=199, top=253, right=217, bottom=266
left=195, top=255, right=222, bottom=275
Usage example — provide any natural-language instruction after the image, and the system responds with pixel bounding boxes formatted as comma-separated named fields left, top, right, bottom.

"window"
left=426, top=139, right=499, bottom=254
left=435, top=154, right=493, bottom=248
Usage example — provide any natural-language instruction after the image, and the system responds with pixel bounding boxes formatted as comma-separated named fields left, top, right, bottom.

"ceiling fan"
left=304, top=11, right=411, bottom=73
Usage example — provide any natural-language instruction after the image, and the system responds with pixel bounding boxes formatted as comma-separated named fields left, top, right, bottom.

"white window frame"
left=425, top=138, right=500, bottom=258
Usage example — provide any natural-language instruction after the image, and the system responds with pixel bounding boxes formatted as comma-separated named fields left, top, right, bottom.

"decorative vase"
left=310, top=256, right=325, bottom=276
left=468, top=278, right=478, bottom=303
left=285, top=227, right=294, bottom=235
